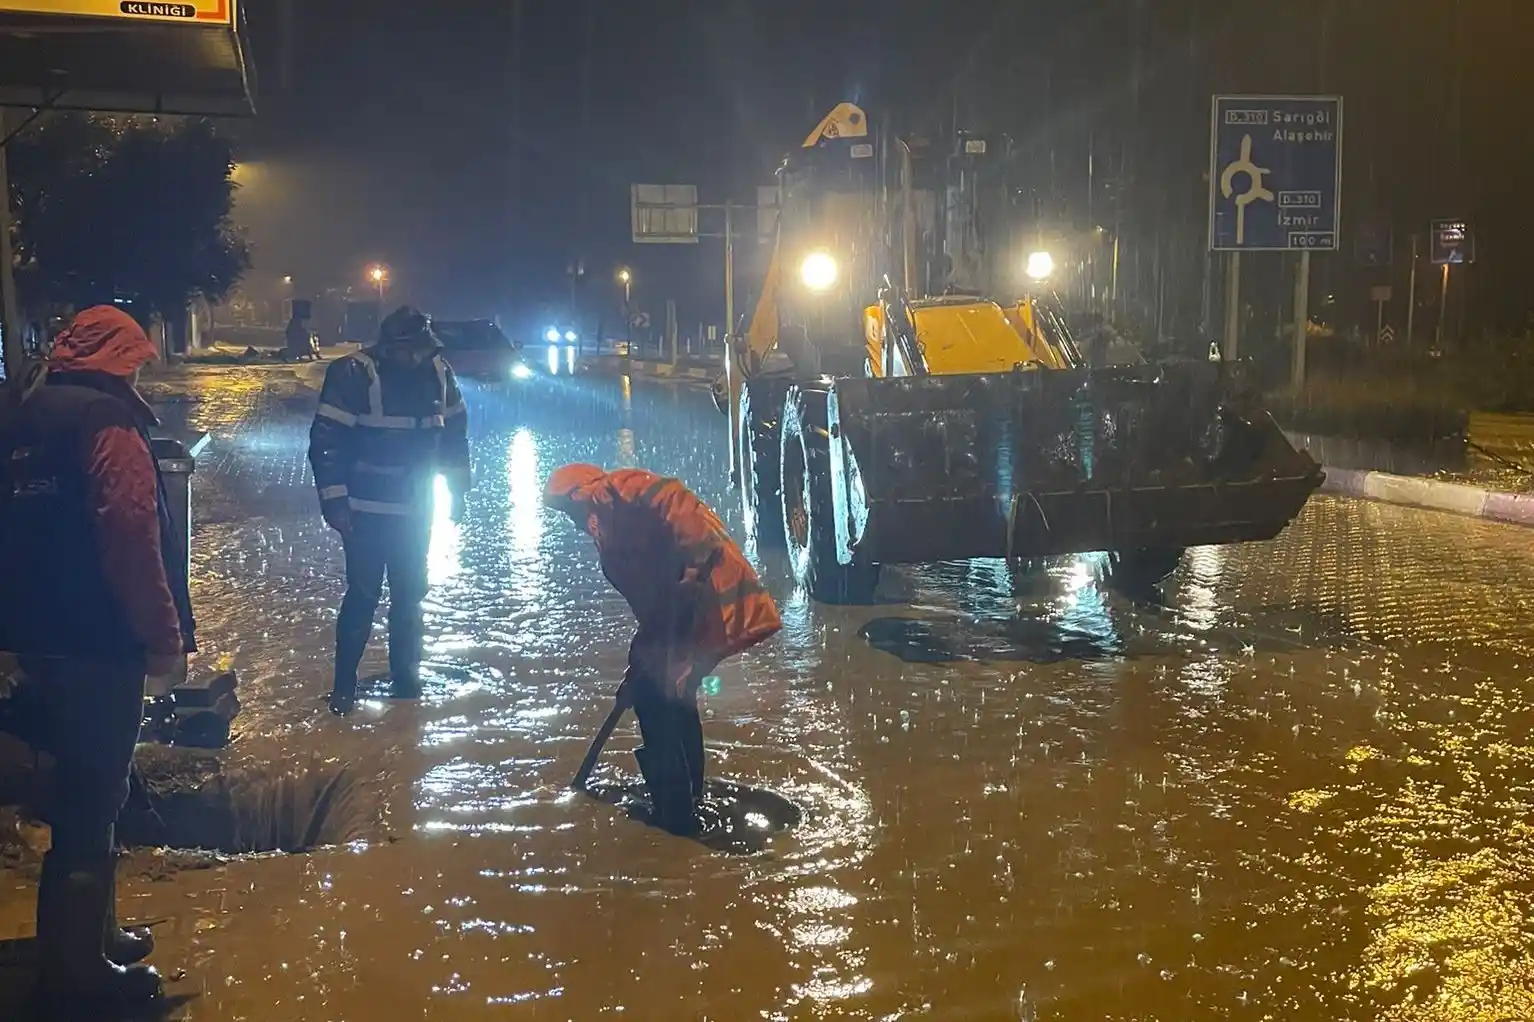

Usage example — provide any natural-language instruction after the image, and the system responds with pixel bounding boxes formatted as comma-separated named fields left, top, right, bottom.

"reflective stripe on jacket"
left=309, top=348, right=471, bottom=517
left=553, top=467, right=782, bottom=662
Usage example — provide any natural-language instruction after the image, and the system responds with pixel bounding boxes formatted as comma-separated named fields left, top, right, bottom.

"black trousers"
left=335, top=512, right=432, bottom=692
left=12, top=656, right=146, bottom=868
left=626, top=630, right=708, bottom=831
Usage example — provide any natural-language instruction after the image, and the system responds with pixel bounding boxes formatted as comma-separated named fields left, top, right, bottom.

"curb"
left=1321, top=466, right=1534, bottom=528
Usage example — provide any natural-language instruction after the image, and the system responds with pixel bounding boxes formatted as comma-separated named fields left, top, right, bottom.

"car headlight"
left=511, top=362, right=533, bottom=380
left=564, top=330, right=578, bottom=343
left=800, top=251, right=839, bottom=292
left=1025, top=251, right=1055, bottom=282
left=544, top=328, right=561, bottom=343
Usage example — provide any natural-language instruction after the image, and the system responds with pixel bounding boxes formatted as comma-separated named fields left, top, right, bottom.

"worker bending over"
left=544, top=465, right=781, bottom=834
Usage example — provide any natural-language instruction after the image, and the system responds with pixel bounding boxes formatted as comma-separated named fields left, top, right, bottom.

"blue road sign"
left=1209, top=95, right=1343, bottom=252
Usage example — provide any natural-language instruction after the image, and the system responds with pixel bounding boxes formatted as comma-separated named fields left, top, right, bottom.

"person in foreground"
left=0, top=306, right=196, bottom=1013
left=544, top=464, right=782, bottom=834
left=309, top=307, right=472, bottom=714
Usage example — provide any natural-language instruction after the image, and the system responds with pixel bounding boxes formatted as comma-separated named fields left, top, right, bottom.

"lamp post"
left=616, top=267, right=633, bottom=357
left=368, top=264, right=390, bottom=307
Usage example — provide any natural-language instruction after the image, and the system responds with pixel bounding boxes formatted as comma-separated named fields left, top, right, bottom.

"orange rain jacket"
left=545, top=465, right=782, bottom=668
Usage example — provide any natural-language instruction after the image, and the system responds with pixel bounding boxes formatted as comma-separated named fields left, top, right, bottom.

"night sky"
left=235, top=0, right=1534, bottom=343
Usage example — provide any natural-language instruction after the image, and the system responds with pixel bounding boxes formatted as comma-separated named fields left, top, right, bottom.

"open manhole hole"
left=116, top=748, right=371, bottom=855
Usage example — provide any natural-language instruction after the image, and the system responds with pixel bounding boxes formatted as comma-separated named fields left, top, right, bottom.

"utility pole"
left=278, top=0, right=296, bottom=91
left=1405, top=234, right=1418, bottom=347
left=1435, top=262, right=1451, bottom=349
left=573, top=0, right=595, bottom=328
left=509, top=0, right=523, bottom=252
left=723, top=201, right=735, bottom=342
left=0, top=108, right=23, bottom=378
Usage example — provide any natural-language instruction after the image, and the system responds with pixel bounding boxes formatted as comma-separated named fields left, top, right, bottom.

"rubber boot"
left=633, top=744, right=698, bottom=836
left=679, top=703, right=706, bottom=802
left=330, top=614, right=371, bottom=715
left=103, top=851, right=153, bottom=966
left=387, top=606, right=424, bottom=700
left=35, top=852, right=163, bottom=1015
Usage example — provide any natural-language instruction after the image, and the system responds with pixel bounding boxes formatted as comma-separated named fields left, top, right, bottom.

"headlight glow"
left=511, top=362, right=533, bottom=379
left=1026, top=251, right=1055, bottom=282
left=564, top=330, right=578, bottom=343
left=544, top=328, right=561, bottom=343
left=799, top=251, right=839, bottom=292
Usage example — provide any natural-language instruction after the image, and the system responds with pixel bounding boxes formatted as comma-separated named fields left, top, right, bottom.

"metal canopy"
left=0, top=2, right=253, bottom=117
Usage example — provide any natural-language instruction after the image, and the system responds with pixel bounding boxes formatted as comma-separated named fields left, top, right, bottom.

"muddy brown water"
left=1, top=363, right=1532, bottom=1020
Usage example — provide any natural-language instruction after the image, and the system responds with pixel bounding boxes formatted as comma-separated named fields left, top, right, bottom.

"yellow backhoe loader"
left=721, top=103, right=1323, bottom=603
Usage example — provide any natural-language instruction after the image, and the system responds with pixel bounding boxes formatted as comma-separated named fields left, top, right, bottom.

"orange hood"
left=48, top=306, right=157, bottom=377
left=544, top=463, right=607, bottom=510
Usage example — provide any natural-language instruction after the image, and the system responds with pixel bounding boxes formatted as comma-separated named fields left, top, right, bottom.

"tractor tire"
left=739, top=376, right=791, bottom=549
left=780, top=385, right=881, bottom=605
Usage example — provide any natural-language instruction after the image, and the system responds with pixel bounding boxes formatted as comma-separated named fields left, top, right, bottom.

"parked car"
left=433, top=319, right=528, bottom=379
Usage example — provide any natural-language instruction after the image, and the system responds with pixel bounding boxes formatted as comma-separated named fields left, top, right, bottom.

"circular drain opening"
left=116, top=751, right=371, bottom=855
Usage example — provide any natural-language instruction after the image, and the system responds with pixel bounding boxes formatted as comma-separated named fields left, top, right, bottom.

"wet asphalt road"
left=5, top=355, right=1534, bottom=1021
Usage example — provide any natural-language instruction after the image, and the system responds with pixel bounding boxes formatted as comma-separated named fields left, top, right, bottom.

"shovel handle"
left=571, top=684, right=632, bottom=790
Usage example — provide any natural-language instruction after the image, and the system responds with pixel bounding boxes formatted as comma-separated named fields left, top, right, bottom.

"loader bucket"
left=824, top=362, right=1323, bottom=565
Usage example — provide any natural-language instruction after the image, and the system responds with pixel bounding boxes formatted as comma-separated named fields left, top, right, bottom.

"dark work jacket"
left=0, top=372, right=196, bottom=657
left=308, top=348, right=471, bottom=519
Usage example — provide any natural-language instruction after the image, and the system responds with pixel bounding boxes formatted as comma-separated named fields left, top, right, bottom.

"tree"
left=8, top=114, right=250, bottom=328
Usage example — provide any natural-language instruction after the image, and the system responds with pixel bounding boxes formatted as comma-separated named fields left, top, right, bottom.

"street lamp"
left=368, top=264, right=390, bottom=306
left=616, top=267, right=633, bottom=355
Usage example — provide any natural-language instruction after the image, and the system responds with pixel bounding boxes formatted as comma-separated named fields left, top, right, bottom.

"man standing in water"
left=310, top=307, right=472, bottom=714
left=544, top=464, right=782, bottom=835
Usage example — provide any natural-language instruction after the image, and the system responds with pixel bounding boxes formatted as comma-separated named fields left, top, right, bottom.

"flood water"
left=3, top=357, right=1533, bottom=1021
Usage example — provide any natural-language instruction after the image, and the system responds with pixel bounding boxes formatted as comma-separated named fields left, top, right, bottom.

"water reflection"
left=1181, top=545, right=1227, bottom=633
left=506, top=428, right=543, bottom=566
left=615, top=427, right=637, bottom=468
left=428, top=474, right=462, bottom=585
left=1057, top=553, right=1118, bottom=649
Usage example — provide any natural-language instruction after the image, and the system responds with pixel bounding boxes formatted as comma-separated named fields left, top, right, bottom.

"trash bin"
left=146, top=433, right=209, bottom=698
left=149, top=434, right=208, bottom=585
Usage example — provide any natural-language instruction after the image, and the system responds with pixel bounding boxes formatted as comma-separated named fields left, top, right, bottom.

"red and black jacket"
left=0, top=370, right=195, bottom=658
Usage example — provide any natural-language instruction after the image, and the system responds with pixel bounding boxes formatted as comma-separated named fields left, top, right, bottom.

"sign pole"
left=1405, top=234, right=1418, bottom=347
left=1222, top=251, right=1241, bottom=360
left=724, top=201, right=735, bottom=347
left=1435, top=263, right=1450, bottom=349
left=1375, top=295, right=1385, bottom=345
left=1291, top=249, right=1310, bottom=387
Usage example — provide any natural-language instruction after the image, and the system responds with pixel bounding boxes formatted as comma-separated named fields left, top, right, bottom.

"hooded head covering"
left=543, top=463, right=606, bottom=514
left=378, top=306, right=440, bottom=348
left=48, top=306, right=157, bottom=377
